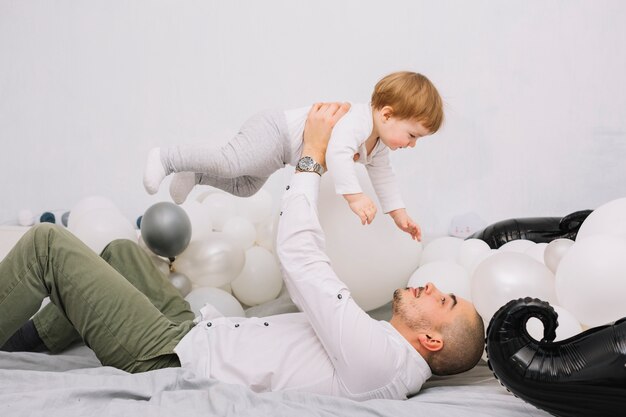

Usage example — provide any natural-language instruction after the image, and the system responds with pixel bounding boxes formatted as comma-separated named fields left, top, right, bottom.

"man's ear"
left=417, top=333, right=444, bottom=352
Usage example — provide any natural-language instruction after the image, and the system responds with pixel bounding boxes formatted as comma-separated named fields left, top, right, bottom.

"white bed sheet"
left=0, top=346, right=549, bottom=417
left=0, top=296, right=550, bottom=417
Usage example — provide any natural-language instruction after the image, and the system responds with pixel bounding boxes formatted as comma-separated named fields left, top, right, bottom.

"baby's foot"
left=143, top=147, right=166, bottom=194
left=170, top=172, right=197, bottom=204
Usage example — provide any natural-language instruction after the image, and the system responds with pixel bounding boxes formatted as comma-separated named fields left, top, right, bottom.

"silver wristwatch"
left=295, top=156, right=325, bottom=176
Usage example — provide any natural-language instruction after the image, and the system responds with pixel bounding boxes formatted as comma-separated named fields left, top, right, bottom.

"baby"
left=143, top=71, right=444, bottom=241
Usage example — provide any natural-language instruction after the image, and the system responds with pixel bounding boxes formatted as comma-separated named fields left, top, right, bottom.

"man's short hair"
left=428, top=311, right=485, bottom=376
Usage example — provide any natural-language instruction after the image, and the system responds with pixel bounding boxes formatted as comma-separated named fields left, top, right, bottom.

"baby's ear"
left=381, top=106, right=394, bottom=120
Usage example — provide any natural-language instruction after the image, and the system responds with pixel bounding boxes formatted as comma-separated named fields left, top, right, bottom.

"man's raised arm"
left=275, top=103, right=416, bottom=397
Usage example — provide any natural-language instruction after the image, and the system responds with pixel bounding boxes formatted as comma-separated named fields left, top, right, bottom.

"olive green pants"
left=0, top=223, right=195, bottom=373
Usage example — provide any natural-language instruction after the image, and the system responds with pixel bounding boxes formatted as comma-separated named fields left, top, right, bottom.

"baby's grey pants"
left=161, top=110, right=292, bottom=197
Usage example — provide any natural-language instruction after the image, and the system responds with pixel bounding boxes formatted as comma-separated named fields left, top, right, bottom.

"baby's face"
left=379, top=118, right=430, bottom=151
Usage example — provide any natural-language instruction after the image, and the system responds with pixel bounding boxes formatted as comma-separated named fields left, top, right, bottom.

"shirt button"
left=280, top=211, right=283, bottom=216
left=337, top=294, right=342, bottom=300
left=234, top=324, right=240, bottom=328
left=286, top=185, right=290, bottom=190
left=206, top=322, right=212, bottom=327
left=264, top=322, right=269, bottom=326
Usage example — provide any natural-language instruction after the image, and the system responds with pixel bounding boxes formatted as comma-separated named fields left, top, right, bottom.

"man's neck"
left=389, top=317, right=430, bottom=359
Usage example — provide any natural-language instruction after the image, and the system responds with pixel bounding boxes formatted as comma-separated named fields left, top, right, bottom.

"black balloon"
left=39, top=212, right=56, bottom=224
left=468, top=210, right=592, bottom=249
left=140, top=202, right=192, bottom=259
left=486, top=297, right=626, bottom=417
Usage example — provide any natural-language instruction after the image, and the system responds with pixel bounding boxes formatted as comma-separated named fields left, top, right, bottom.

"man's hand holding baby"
left=302, top=102, right=351, bottom=166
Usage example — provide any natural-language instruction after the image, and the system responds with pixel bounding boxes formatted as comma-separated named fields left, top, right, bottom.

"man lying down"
left=0, top=103, right=485, bottom=401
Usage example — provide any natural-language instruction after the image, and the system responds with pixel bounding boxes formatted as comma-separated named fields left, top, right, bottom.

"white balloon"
left=231, top=246, right=283, bottom=306
left=185, top=287, right=245, bottom=317
left=68, top=196, right=120, bottom=229
left=471, top=252, right=558, bottom=323
left=576, top=197, right=626, bottom=240
left=234, top=189, right=274, bottom=224
left=181, top=200, right=214, bottom=242
left=524, top=242, right=548, bottom=264
left=222, top=216, right=257, bottom=250
left=467, top=249, right=498, bottom=277
left=317, top=170, right=422, bottom=311
left=457, top=239, right=491, bottom=273
left=202, top=193, right=236, bottom=231
left=499, top=239, right=536, bottom=253
left=218, top=283, right=232, bottom=294
left=555, top=234, right=626, bottom=326
left=69, top=209, right=137, bottom=254
left=526, top=305, right=582, bottom=342
left=256, top=213, right=279, bottom=253
left=196, top=189, right=222, bottom=203
left=174, top=233, right=245, bottom=287
left=18, top=209, right=35, bottom=226
left=544, top=238, right=574, bottom=274
left=169, top=272, right=192, bottom=297
left=420, top=236, right=463, bottom=266
left=408, top=261, right=471, bottom=300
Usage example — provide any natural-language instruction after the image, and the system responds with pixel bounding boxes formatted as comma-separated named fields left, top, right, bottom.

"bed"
left=0, top=227, right=550, bottom=417
left=0, top=305, right=550, bottom=417
left=0, top=350, right=552, bottom=417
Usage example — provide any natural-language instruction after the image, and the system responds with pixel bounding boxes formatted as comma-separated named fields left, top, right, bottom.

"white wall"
left=1, top=0, right=625, bottom=235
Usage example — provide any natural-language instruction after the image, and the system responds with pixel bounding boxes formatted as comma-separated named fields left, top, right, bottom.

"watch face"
left=298, top=157, right=314, bottom=170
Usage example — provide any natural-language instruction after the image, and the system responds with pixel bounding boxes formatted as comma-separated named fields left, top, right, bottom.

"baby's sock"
left=169, top=172, right=197, bottom=204
left=143, top=147, right=167, bottom=194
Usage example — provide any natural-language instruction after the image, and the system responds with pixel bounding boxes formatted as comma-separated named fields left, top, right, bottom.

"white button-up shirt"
left=174, top=173, right=431, bottom=400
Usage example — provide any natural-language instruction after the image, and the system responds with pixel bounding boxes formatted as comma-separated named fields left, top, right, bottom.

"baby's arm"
left=325, top=122, right=378, bottom=224
left=366, top=149, right=421, bottom=241
left=388, top=208, right=422, bottom=241
left=343, top=193, right=377, bottom=225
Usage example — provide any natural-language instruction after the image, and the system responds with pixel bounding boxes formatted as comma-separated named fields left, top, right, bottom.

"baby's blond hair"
left=371, top=71, right=444, bottom=133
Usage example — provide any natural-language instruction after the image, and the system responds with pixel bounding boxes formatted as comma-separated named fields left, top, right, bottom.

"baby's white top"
left=283, top=103, right=404, bottom=213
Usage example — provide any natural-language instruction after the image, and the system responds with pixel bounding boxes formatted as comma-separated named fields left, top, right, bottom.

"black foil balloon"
left=486, top=297, right=626, bottom=417
left=468, top=210, right=592, bottom=249
left=140, top=202, right=192, bottom=259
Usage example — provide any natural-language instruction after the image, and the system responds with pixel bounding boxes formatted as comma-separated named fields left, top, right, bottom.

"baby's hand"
left=343, top=193, right=377, bottom=225
left=389, top=208, right=422, bottom=241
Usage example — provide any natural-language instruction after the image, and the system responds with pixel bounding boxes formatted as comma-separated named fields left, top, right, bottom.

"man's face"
left=391, top=282, right=476, bottom=332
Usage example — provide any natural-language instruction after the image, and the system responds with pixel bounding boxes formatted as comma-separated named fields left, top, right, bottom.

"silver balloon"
left=140, top=202, right=192, bottom=258
left=168, top=271, right=192, bottom=297
left=174, top=233, right=245, bottom=288
left=138, top=235, right=171, bottom=276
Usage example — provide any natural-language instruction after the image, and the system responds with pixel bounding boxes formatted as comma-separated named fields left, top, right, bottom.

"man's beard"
left=392, top=288, right=403, bottom=313
left=392, top=288, right=434, bottom=331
